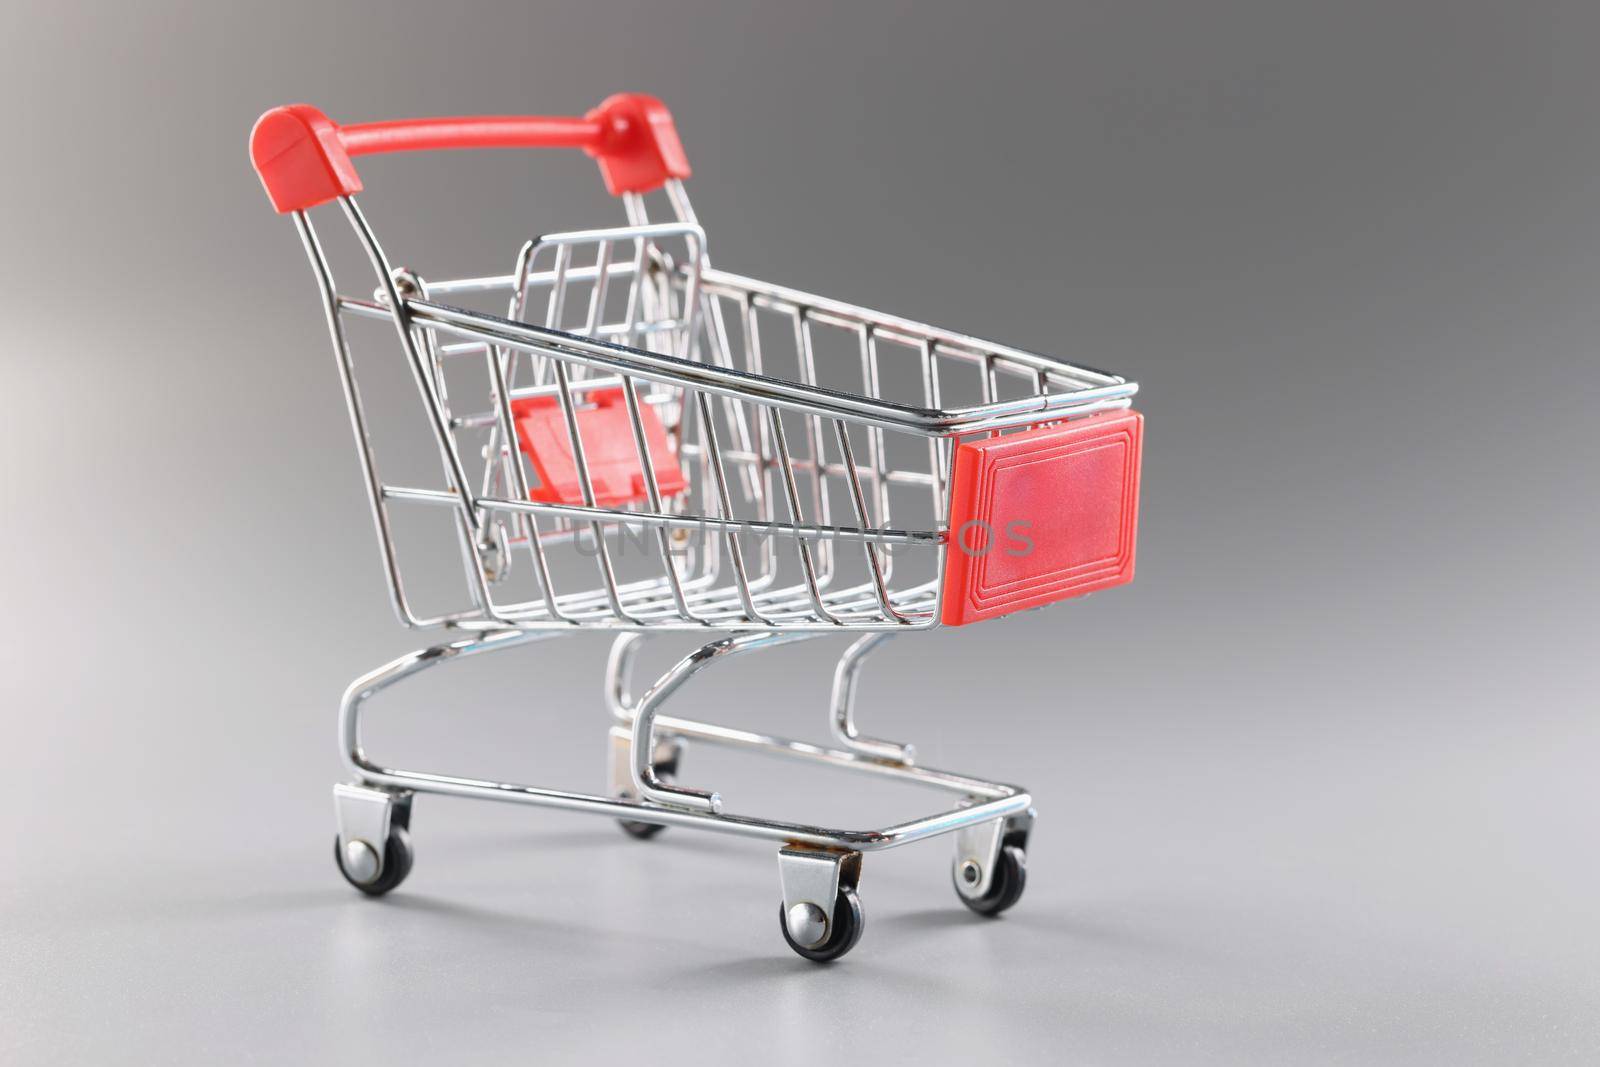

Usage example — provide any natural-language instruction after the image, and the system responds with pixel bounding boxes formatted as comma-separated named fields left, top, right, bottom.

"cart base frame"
left=333, top=627, right=1036, bottom=959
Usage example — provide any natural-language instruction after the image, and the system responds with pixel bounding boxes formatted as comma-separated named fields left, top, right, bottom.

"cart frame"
left=253, top=94, right=1139, bottom=960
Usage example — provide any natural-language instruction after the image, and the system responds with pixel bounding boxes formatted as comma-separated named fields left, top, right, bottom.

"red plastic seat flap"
left=510, top=387, right=686, bottom=507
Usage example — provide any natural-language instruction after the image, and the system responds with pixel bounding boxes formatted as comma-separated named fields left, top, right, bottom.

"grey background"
left=3, top=1, right=1597, bottom=1062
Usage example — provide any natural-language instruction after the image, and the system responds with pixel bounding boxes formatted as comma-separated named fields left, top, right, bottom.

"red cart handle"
left=250, top=93, right=690, bottom=213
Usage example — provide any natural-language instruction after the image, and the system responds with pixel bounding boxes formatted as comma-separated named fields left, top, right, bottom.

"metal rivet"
left=959, top=859, right=982, bottom=886
left=343, top=839, right=381, bottom=884
left=785, top=902, right=829, bottom=948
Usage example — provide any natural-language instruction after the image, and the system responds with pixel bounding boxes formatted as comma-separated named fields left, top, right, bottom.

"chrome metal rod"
left=700, top=266, right=1124, bottom=386
left=605, top=634, right=1012, bottom=799
left=625, top=632, right=817, bottom=810
left=830, top=633, right=915, bottom=763
left=379, top=486, right=943, bottom=546
left=337, top=297, right=1139, bottom=437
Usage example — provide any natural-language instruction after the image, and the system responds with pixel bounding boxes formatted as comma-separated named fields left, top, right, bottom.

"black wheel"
left=617, top=753, right=678, bottom=840
left=617, top=817, right=666, bottom=840
left=956, top=843, right=1026, bottom=917
left=779, top=886, right=865, bottom=962
left=334, top=827, right=413, bottom=897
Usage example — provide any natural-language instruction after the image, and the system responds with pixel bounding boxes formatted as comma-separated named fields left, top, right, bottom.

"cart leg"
left=951, top=805, right=1034, bottom=917
left=609, top=631, right=916, bottom=766
left=777, top=846, right=865, bottom=962
left=604, top=633, right=649, bottom=723
left=606, top=634, right=685, bottom=831
left=829, top=633, right=915, bottom=764
left=624, top=631, right=816, bottom=813
left=607, top=724, right=684, bottom=840
left=335, top=628, right=561, bottom=895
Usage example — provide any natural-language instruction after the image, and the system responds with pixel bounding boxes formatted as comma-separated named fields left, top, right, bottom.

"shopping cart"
left=250, top=93, right=1143, bottom=960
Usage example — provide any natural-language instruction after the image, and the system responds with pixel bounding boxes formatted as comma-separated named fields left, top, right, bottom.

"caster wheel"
left=617, top=817, right=666, bottom=840
left=956, top=843, right=1026, bottom=917
left=617, top=753, right=677, bottom=840
left=334, top=827, right=413, bottom=897
left=779, top=886, right=865, bottom=962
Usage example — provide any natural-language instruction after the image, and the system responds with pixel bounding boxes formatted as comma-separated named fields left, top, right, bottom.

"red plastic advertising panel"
left=940, top=410, right=1143, bottom=626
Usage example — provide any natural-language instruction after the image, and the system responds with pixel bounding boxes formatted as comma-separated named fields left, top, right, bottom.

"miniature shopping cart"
left=250, top=94, right=1143, bottom=961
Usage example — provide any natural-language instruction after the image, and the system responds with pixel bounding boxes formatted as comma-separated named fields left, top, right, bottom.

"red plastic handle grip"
left=250, top=93, right=690, bottom=214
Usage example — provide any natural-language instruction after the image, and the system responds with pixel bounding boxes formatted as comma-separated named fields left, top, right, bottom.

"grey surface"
left=3, top=1, right=1598, bottom=1063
